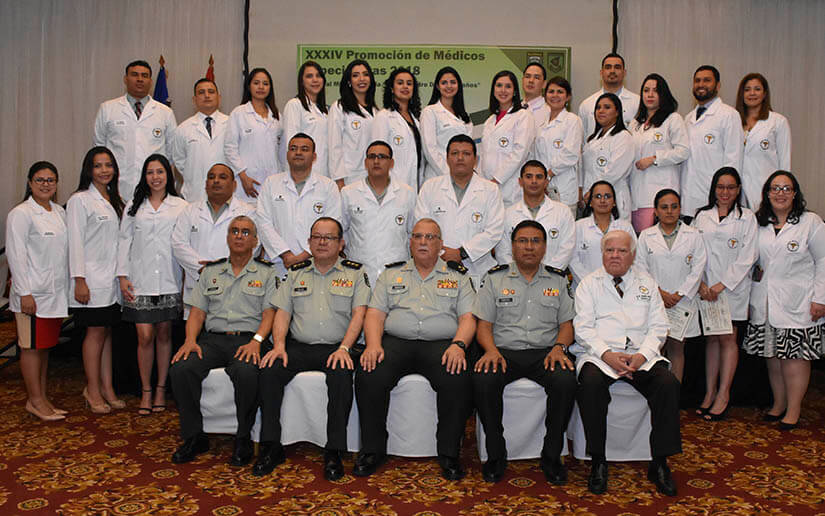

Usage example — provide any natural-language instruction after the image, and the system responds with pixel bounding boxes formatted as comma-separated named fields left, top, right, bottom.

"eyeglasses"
left=514, top=237, right=544, bottom=245
left=230, top=228, right=254, bottom=237
left=310, top=234, right=340, bottom=242
left=592, top=193, right=613, bottom=200
left=769, top=185, right=794, bottom=194
left=366, top=153, right=391, bottom=161
left=715, top=184, right=739, bottom=191
left=33, top=177, right=57, bottom=184
left=411, top=232, right=440, bottom=241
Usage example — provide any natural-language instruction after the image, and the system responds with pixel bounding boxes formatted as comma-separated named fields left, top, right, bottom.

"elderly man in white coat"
left=573, top=230, right=681, bottom=497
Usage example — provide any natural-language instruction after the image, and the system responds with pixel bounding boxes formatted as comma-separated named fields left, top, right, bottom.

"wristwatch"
left=452, top=340, right=467, bottom=350
left=459, top=247, right=469, bottom=260
left=253, top=334, right=264, bottom=343
left=553, top=342, right=568, bottom=353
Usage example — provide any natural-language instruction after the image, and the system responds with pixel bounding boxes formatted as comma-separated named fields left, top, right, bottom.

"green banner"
left=298, top=44, right=571, bottom=125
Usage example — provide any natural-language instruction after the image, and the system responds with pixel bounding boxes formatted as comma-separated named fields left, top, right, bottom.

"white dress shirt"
left=495, top=198, right=575, bottom=269
left=172, top=110, right=229, bottom=202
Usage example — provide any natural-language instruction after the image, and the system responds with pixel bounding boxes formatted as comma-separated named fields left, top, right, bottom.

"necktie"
left=134, top=100, right=142, bottom=119
left=205, top=116, right=213, bottom=138
left=613, top=276, right=624, bottom=298
left=696, top=106, right=706, bottom=120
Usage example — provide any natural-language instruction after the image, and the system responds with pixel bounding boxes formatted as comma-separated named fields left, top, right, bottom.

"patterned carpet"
left=1, top=332, right=824, bottom=514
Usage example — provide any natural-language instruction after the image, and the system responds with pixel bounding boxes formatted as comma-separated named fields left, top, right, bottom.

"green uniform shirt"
left=190, top=257, right=278, bottom=333
left=272, top=257, right=371, bottom=344
left=474, top=263, right=574, bottom=350
left=370, top=258, right=475, bottom=341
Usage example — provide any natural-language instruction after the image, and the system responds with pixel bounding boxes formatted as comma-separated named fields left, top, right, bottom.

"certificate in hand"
left=698, top=291, right=733, bottom=336
left=666, top=301, right=696, bottom=341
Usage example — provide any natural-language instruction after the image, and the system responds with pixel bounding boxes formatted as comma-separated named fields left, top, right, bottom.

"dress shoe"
left=82, top=387, right=111, bottom=414
left=647, top=461, right=677, bottom=496
left=230, top=437, right=254, bottom=466
left=588, top=461, right=608, bottom=494
left=763, top=410, right=786, bottom=422
left=779, top=421, right=798, bottom=431
left=482, top=457, right=507, bottom=483
left=352, top=452, right=387, bottom=477
left=25, top=400, right=65, bottom=422
left=703, top=404, right=729, bottom=422
left=323, top=450, right=344, bottom=481
left=540, top=454, right=567, bottom=485
left=252, top=442, right=286, bottom=476
left=438, top=455, right=465, bottom=481
left=171, top=434, right=210, bottom=463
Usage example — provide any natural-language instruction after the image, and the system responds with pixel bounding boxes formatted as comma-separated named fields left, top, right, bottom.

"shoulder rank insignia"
left=204, top=257, right=227, bottom=266
left=290, top=260, right=311, bottom=271
left=254, top=257, right=274, bottom=267
left=342, top=259, right=363, bottom=270
left=446, top=260, right=468, bottom=275
left=385, top=260, right=406, bottom=268
left=487, top=264, right=508, bottom=274
left=544, top=265, right=567, bottom=276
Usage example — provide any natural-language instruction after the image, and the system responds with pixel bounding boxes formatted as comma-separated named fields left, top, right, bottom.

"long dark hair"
left=544, top=76, right=572, bottom=110
left=23, top=161, right=59, bottom=202
left=652, top=188, right=681, bottom=225
left=296, top=60, right=328, bottom=115
left=427, top=66, right=470, bottom=123
left=735, top=72, right=771, bottom=126
left=382, top=67, right=421, bottom=118
left=488, top=70, right=524, bottom=115
left=582, top=180, right=620, bottom=219
left=634, top=73, right=678, bottom=128
left=242, top=67, right=279, bottom=120
left=338, top=59, right=376, bottom=116
left=696, top=167, right=744, bottom=218
left=755, top=170, right=807, bottom=226
left=588, top=93, right=626, bottom=142
left=128, top=154, right=178, bottom=216
left=77, top=146, right=124, bottom=219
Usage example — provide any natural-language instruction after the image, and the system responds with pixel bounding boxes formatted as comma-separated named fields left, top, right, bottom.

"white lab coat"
left=525, top=96, right=551, bottom=126
left=531, top=109, right=583, bottom=205
left=371, top=108, right=422, bottom=190
left=628, top=112, right=690, bottom=210
left=170, top=197, right=256, bottom=306
left=419, top=101, right=473, bottom=182
left=692, top=205, right=758, bottom=321
left=224, top=102, right=283, bottom=204
left=634, top=223, right=708, bottom=338
left=117, top=196, right=188, bottom=296
left=495, top=198, right=575, bottom=270
left=749, top=212, right=825, bottom=328
left=93, top=95, right=177, bottom=199
left=341, top=178, right=417, bottom=284
left=569, top=215, right=636, bottom=288
left=681, top=98, right=744, bottom=217
left=479, top=107, right=536, bottom=206
left=582, top=129, right=635, bottom=220
left=66, top=188, right=121, bottom=308
left=573, top=266, right=669, bottom=379
left=6, top=199, right=69, bottom=317
left=741, top=111, right=792, bottom=210
left=415, top=173, right=505, bottom=285
left=281, top=97, right=329, bottom=178
left=172, top=110, right=229, bottom=203
left=578, top=87, right=640, bottom=141
left=327, top=101, right=374, bottom=184
left=255, top=171, right=342, bottom=277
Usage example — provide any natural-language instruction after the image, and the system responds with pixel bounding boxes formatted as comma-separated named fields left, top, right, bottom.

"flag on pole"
left=206, top=55, right=215, bottom=82
left=154, top=55, right=170, bottom=106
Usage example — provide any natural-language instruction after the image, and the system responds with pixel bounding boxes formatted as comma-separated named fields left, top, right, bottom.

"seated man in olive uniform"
left=169, top=215, right=278, bottom=465
left=354, top=218, right=476, bottom=480
left=257, top=217, right=370, bottom=480
left=473, top=220, right=577, bottom=484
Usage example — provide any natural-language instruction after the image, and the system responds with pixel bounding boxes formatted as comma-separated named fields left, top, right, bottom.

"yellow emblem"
left=247, top=280, right=262, bottom=288
left=437, top=279, right=458, bottom=289
left=332, top=278, right=353, bottom=288
left=543, top=288, right=559, bottom=297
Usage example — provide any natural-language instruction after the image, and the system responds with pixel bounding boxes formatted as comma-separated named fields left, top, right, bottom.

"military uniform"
left=259, top=257, right=370, bottom=451
left=473, top=263, right=577, bottom=461
left=355, top=258, right=475, bottom=458
left=169, top=256, right=278, bottom=441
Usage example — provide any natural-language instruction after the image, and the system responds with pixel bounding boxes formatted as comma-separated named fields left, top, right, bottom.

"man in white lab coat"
left=573, top=230, right=681, bottom=497
left=522, top=62, right=550, bottom=124
left=93, top=60, right=177, bottom=199
left=578, top=54, right=640, bottom=140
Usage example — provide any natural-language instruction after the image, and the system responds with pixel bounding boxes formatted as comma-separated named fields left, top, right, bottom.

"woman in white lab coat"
left=117, top=154, right=187, bottom=415
left=735, top=73, right=791, bottom=210
left=282, top=61, right=329, bottom=177
left=6, top=161, right=69, bottom=420
left=67, top=146, right=126, bottom=414
left=224, top=67, right=282, bottom=203
left=629, top=74, right=689, bottom=233
left=634, top=189, right=707, bottom=381
left=479, top=70, right=536, bottom=206
left=371, top=67, right=423, bottom=190
left=692, top=167, right=758, bottom=421
left=328, top=59, right=377, bottom=189
left=582, top=93, right=634, bottom=220
left=420, top=66, right=473, bottom=182
left=744, top=171, right=825, bottom=430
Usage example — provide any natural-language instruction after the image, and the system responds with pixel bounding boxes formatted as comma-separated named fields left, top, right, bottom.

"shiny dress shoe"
left=323, top=450, right=345, bottom=481
left=481, top=457, right=507, bottom=483
left=779, top=421, right=798, bottom=431
left=540, top=454, right=567, bottom=485
left=352, top=452, right=387, bottom=477
left=171, top=433, right=210, bottom=463
left=25, top=400, right=65, bottom=422
left=588, top=461, right=608, bottom=494
left=229, top=437, right=254, bottom=466
left=438, top=455, right=466, bottom=481
left=252, top=442, right=286, bottom=476
left=647, top=461, right=677, bottom=496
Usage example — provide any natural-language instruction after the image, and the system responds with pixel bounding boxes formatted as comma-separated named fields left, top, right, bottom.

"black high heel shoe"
left=762, top=410, right=786, bottom=422
left=704, top=404, right=729, bottom=422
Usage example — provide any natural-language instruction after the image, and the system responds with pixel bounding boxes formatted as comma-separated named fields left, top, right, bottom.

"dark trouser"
left=473, top=347, right=577, bottom=461
left=355, top=335, right=472, bottom=457
left=258, top=338, right=353, bottom=451
left=169, top=332, right=260, bottom=440
left=577, top=361, right=682, bottom=459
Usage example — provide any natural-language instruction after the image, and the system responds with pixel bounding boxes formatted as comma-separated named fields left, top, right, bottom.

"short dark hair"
left=520, top=159, right=547, bottom=177
left=193, top=78, right=218, bottom=95
left=755, top=170, right=807, bottom=226
left=311, top=216, right=344, bottom=238
left=125, top=60, right=152, bottom=77
left=366, top=140, right=392, bottom=158
left=511, top=219, right=547, bottom=243
left=545, top=76, right=572, bottom=96
left=523, top=62, right=547, bottom=80
left=694, top=65, right=720, bottom=82
left=23, top=161, right=59, bottom=202
left=601, top=53, right=625, bottom=68
left=446, top=134, right=477, bottom=156
left=289, top=132, right=316, bottom=152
